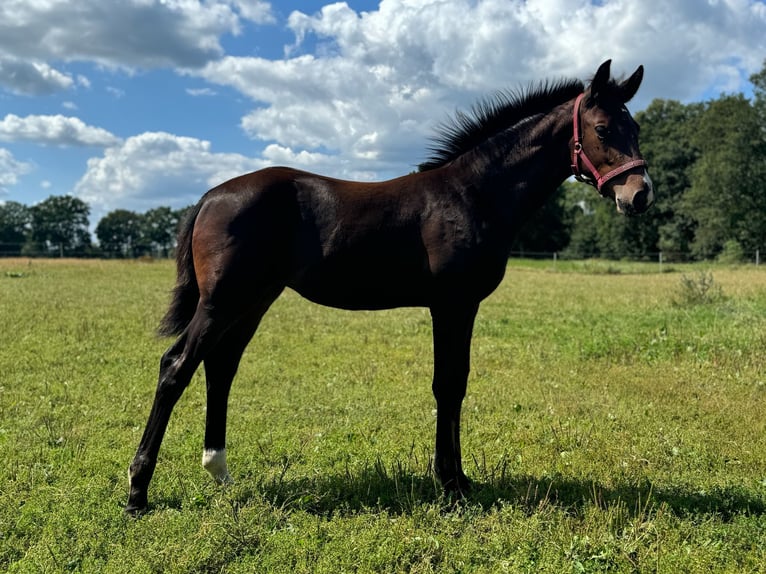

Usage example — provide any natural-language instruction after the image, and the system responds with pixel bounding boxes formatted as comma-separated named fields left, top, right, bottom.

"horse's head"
left=572, top=60, right=654, bottom=216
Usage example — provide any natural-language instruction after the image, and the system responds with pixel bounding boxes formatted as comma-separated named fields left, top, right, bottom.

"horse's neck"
left=451, top=102, right=574, bottom=214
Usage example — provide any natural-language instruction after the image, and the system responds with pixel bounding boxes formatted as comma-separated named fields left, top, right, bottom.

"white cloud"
left=186, top=87, right=218, bottom=97
left=0, top=148, right=33, bottom=194
left=0, top=0, right=274, bottom=94
left=0, top=57, right=74, bottom=95
left=229, top=0, right=275, bottom=24
left=2, top=0, right=766, bottom=211
left=195, top=0, right=766, bottom=177
left=259, top=143, right=373, bottom=180
left=0, top=0, right=233, bottom=66
left=200, top=53, right=441, bottom=175
left=73, top=132, right=266, bottom=212
left=0, top=114, right=122, bottom=147
left=72, top=132, right=380, bottom=215
left=278, top=0, right=766, bottom=102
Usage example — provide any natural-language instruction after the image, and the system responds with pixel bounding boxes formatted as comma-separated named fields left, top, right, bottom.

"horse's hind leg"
left=126, top=306, right=224, bottom=514
left=201, top=288, right=282, bottom=484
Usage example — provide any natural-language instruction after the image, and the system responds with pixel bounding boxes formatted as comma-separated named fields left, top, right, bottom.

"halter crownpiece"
left=571, top=93, right=647, bottom=192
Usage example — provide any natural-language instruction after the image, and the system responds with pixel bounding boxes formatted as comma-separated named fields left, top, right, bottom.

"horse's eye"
left=595, top=125, right=608, bottom=141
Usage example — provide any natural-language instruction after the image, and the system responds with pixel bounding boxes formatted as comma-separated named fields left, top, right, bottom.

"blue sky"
left=1, top=0, right=765, bottom=225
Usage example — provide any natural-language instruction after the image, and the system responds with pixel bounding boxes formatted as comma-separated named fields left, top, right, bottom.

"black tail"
left=157, top=201, right=205, bottom=337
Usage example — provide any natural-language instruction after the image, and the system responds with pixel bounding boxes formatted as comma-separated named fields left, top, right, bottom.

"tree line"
left=2, top=60, right=766, bottom=261
left=0, top=197, right=192, bottom=258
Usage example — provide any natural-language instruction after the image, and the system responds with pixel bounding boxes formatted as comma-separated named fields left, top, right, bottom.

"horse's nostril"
left=617, top=198, right=635, bottom=216
left=618, top=185, right=653, bottom=216
left=633, top=189, right=648, bottom=212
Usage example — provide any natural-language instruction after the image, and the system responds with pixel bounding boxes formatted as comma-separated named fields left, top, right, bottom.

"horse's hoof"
left=124, top=503, right=148, bottom=517
left=440, top=473, right=473, bottom=497
left=125, top=492, right=149, bottom=516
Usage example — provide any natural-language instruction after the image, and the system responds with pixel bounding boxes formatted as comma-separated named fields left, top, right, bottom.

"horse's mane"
left=419, top=78, right=585, bottom=171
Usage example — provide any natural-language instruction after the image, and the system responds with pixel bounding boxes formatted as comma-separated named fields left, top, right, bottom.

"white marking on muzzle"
left=643, top=170, right=655, bottom=208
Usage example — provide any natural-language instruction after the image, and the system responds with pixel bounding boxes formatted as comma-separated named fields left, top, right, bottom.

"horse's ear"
left=619, top=65, right=644, bottom=103
left=590, top=60, right=612, bottom=99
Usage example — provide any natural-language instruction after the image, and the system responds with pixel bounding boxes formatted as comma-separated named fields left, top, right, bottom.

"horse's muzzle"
left=614, top=171, right=654, bottom=216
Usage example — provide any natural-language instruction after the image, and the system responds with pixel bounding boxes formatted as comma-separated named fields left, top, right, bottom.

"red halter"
left=571, top=93, right=647, bottom=192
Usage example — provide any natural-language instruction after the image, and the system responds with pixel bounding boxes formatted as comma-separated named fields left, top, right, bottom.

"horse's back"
left=189, top=166, right=436, bottom=309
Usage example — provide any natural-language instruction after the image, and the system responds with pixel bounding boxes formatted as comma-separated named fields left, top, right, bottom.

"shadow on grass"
left=248, top=466, right=766, bottom=521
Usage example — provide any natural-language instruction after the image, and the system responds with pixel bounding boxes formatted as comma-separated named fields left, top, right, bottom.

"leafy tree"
left=96, top=209, right=142, bottom=257
left=681, top=94, right=766, bottom=259
left=633, top=99, right=702, bottom=260
left=29, top=195, right=91, bottom=255
left=141, top=206, right=179, bottom=257
left=750, top=58, right=766, bottom=127
left=0, top=201, right=31, bottom=255
left=563, top=179, right=659, bottom=260
left=511, top=185, right=573, bottom=255
left=560, top=181, right=599, bottom=257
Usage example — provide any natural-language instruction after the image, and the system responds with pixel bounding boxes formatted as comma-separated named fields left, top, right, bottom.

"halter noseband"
left=571, top=93, right=647, bottom=192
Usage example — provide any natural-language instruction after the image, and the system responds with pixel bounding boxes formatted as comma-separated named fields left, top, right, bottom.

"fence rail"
left=0, top=242, right=173, bottom=259
left=0, top=243, right=763, bottom=265
left=507, top=250, right=762, bottom=266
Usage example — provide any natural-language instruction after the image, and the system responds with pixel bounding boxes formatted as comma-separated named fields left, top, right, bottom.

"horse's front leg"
left=430, top=302, right=479, bottom=494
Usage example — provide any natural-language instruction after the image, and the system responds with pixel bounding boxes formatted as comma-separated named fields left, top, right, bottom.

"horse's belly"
left=288, top=264, right=431, bottom=310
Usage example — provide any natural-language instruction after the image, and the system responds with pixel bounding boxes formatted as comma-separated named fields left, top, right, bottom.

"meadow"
left=1, top=257, right=766, bottom=573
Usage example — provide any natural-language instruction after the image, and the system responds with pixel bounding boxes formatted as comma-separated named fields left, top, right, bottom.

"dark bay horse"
left=126, top=60, right=654, bottom=513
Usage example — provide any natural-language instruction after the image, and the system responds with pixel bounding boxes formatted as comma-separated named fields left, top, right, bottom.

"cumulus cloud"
left=0, top=114, right=122, bottom=147
left=0, top=148, right=33, bottom=194
left=72, top=132, right=373, bottom=214
left=3, top=0, right=766, bottom=211
left=73, top=132, right=263, bottom=212
left=230, top=0, right=275, bottom=24
left=0, top=57, right=74, bottom=95
left=200, top=52, right=440, bottom=175
left=196, top=0, right=766, bottom=176
left=0, top=0, right=275, bottom=94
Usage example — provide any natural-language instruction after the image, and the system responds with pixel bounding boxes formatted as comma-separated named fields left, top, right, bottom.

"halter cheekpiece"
left=571, top=93, right=647, bottom=191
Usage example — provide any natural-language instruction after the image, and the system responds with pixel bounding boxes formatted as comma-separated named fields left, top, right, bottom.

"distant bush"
left=673, top=270, right=724, bottom=306
left=717, top=240, right=745, bottom=264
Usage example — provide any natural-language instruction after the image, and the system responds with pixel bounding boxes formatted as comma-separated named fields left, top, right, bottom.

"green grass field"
left=2, top=258, right=766, bottom=573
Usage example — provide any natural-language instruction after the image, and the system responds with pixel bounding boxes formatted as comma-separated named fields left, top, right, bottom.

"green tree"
left=141, top=206, right=179, bottom=257
left=564, top=180, right=659, bottom=260
left=0, top=201, right=31, bottom=255
left=96, top=209, right=143, bottom=257
left=511, top=185, right=573, bottom=255
left=29, top=195, right=91, bottom=256
left=750, top=58, right=766, bottom=126
left=682, top=94, right=766, bottom=259
left=560, top=181, right=599, bottom=257
left=634, top=99, right=702, bottom=260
